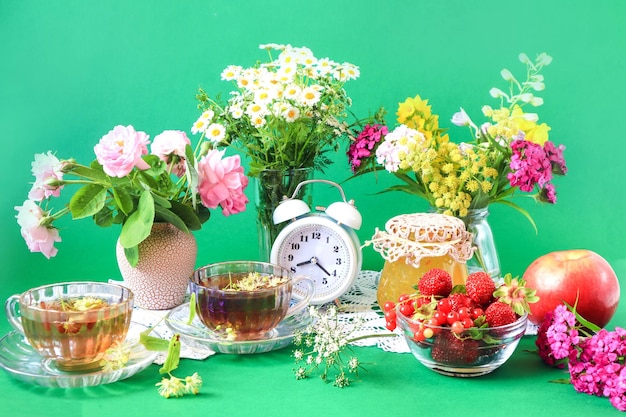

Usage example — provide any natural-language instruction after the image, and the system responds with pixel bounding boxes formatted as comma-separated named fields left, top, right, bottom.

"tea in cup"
left=5, top=281, right=134, bottom=372
left=190, top=261, right=314, bottom=341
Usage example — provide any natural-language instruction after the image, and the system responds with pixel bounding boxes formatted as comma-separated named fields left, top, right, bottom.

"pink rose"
left=15, top=200, right=61, bottom=259
left=151, top=130, right=191, bottom=177
left=94, top=125, right=151, bottom=177
left=197, top=149, right=249, bottom=216
left=28, top=151, right=66, bottom=201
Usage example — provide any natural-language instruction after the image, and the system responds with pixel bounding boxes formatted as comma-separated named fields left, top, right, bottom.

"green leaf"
left=69, top=184, right=107, bottom=219
left=69, top=165, right=110, bottom=183
left=154, top=205, right=190, bottom=232
left=151, top=192, right=172, bottom=209
left=139, top=331, right=171, bottom=351
left=124, top=246, right=139, bottom=267
left=492, top=199, right=538, bottom=234
left=112, top=187, right=134, bottom=215
left=187, top=293, right=197, bottom=325
left=94, top=206, right=114, bottom=227
left=119, top=190, right=155, bottom=248
left=159, top=334, right=181, bottom=375
left=168, top=200, right=204, bottom=230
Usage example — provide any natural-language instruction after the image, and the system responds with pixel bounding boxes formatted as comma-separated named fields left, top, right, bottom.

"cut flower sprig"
left=194, top=43, right=367, bottom=177
left=15, top=125, right=249, bottom=265
left=536, top=302, right=626, bottom=412
left=292, top=305, right=396, bottom=388
left=348, top=52, right=567, bottom=229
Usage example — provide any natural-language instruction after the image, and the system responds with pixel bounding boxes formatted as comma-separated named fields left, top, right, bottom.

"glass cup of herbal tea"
left=4, top=281, right=134, bottom=372
left=190, top=261, right=314, bottom=341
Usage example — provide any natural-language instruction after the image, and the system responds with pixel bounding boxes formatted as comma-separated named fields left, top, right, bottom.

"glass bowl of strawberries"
left=385, top=269, right=536, bottom=377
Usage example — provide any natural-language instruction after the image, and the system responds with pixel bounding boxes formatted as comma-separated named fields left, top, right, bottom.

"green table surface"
left=0, top=316, right=621, bottom=416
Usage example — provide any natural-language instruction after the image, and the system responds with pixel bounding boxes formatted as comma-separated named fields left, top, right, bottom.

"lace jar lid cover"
left=367, top=213, right=475, bottom=267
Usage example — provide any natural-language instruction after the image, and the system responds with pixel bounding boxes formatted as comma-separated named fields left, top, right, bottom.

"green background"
left=1, top=1, right=625, bottom=415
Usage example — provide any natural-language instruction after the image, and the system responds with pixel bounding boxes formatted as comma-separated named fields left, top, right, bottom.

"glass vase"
left=255, top=168, right=313, bottom=261
left=460, top=207, right=501, bottom=281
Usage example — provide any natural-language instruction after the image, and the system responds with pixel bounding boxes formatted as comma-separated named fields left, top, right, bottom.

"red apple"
left=522, top=249, right=620, bottom=328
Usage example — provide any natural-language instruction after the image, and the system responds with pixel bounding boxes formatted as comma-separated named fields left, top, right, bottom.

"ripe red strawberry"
left=430, top=330, right=480, bottom=365
left=418, top=268, right=452, bottom=297
left=465, top=272, right=496, bottom=306
left=485, top=301, right=517, bottom=327
left=447, top=293, right=474, bottom=312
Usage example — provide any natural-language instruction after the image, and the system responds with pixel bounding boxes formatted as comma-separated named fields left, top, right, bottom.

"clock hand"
left=296, top=258, right=314, bottom=267
left=313, top=259, right=331, bottom=276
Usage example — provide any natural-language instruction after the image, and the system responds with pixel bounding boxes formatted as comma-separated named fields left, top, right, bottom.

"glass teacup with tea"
left=5, top=281, right=134, bottom=372
left=190, top=261, right=314, bottom=341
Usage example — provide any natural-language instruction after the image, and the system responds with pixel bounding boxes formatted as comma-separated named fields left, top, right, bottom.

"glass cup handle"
left=286, top=276, right=315, bottom=318
left=4, top=295, right=24, bottom=333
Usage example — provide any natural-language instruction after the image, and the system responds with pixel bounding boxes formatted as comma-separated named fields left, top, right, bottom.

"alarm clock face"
left=270, top=217, right=359, bottom=304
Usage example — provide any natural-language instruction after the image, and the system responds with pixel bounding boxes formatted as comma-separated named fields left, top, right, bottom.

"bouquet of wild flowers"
left=348, top=53, right=567, bottom=226
left=194, top=43, right=361, bottom=177
left=15, top=125, right=249, bottom=265
left=536, top=304, right=626, bottom=411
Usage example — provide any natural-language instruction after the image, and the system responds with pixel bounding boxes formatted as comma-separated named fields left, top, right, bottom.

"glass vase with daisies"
left=193, top=43, right=363, bottom=260
left=15, top=125, right=249, bottom=308
left=348, top=52, right=568, bottom=280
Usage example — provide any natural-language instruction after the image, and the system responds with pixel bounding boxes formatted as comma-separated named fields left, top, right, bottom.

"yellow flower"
left=524, top=122, right=551, bottom=145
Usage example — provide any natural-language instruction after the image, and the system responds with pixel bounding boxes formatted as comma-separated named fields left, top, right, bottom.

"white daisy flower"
left=254, top=88, right=274, bottom=105
left=250, top=115, right=267, bottom=128
left=276, top=64, right=296, bottom=83
left=283, top=84, right=301, bottom=100
left=220, top=65, right=242, bottom=81
left=228, top=104, right=244, bottom=119
left=191, top=119, right=207, bottom=135
left=315, top=58, right=336, bottom=76
left=205, top=123, right=226, bottom=143
left=259, top=43, right=286, bottom=51
left=282, top=106, right=300, bottom=122
left=300, top=87, right=321, bottom=107
left=246, top=102, right=268, bottom=118
left=341, top=63, right=360, bottom=80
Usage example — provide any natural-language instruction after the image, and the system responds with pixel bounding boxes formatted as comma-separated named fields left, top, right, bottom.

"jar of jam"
left=368, top=213, right=474, bottom=308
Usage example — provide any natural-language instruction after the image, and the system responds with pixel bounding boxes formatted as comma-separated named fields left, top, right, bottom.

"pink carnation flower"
left=197, top=149, right=249, bottom=216
left=14, top=200, right=61, bottom=259
left=28, top=151, right=66, bottom=201
left=94, top=125, right=151, bottom=177
left=347, top=124, right=388, bottom=172
left=151, top=130, right=191, bottom=177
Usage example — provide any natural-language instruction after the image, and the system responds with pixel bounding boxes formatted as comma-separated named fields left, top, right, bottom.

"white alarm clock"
left=270, top=179, right=362, bottom=305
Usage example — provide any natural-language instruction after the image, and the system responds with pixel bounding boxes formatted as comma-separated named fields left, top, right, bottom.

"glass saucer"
left=165, top=302, right=313, bottom=354
left=0, top=322, right=159, bottom=388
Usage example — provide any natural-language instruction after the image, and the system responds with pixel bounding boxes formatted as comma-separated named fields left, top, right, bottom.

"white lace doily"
left=335, top=270, right=410, bottom=353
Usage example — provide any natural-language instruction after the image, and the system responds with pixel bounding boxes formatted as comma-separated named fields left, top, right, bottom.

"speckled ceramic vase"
left=116, top=223, right=197, bottom=310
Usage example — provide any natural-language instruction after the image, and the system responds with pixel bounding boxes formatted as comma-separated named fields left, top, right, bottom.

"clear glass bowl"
left=396, top=308, right=527, bottom=377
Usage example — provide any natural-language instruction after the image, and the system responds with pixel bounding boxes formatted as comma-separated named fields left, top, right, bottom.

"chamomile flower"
left=191, top=110, right=215, bottom=135
left=300, top=87, right=321, bottom=107
left=315, top=58, right=335, bottom=76
left=282, top=106, right=300, bottom=122
left=228, top=104, right=244, bottom=119
left=220, top=65, right=242, bottom=81
left=246, top=102, right=268, bottom=119
left=283, top=84, right=301, bottom=100
left=205, top=123, right=226, bottom=144
left=250, top=115, right=266, bottom=128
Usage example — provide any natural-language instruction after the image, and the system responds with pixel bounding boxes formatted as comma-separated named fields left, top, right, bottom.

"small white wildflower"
left=348, top=357, right=359, bottom=372
left=184, top=372, right=203, bottom=395
left=100, top=340, right=133, bottom=371
left=156, top=376, right=186, bottom=399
